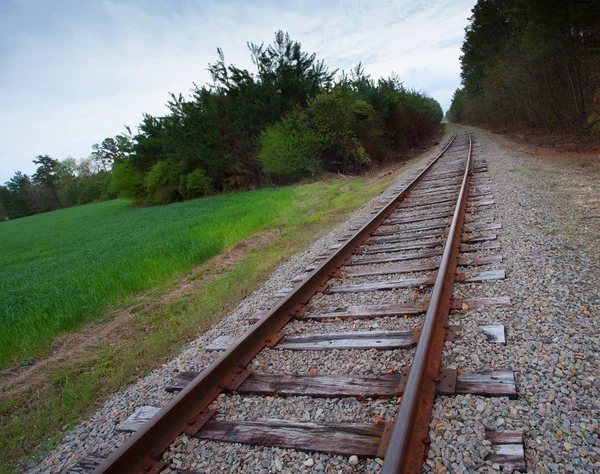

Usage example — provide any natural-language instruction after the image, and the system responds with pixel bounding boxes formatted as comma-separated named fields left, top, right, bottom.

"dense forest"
left=0, top=31, right=442, bottom=220
left=447, top=0, right=600, bottom=133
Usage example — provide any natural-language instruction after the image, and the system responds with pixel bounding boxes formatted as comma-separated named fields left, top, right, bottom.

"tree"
left=32, top=155, right=62, bottom=209
left=0, top=172, right=36, bottom=218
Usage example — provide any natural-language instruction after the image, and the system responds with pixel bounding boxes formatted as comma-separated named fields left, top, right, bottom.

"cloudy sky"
left=0, top=0, right=475, bottom=183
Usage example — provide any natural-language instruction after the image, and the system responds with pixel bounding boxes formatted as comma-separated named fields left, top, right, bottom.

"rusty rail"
left=381, top=128, right=473, bottom=473
left=94, top=134, right=459, bottom=473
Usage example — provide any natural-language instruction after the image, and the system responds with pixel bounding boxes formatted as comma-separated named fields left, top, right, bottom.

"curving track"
left=90, top=128, right=523, bottom=473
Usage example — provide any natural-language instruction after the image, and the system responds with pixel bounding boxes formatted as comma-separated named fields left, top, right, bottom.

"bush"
left=145, top=160, right=181, bottom=204
left=308, top=92, right=370, bottom=173
left=181, top=169, right=214, bottom=198
left=258, top=109, right=321, bottom=180
left=109, top=161, right=144, bottom=199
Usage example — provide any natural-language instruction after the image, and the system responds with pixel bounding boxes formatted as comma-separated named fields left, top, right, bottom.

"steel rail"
left=381, top=128, right=473, bottom=474
left=94, top=133, right=458, bottom=474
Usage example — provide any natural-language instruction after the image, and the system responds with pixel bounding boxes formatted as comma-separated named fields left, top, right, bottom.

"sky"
left=0, top=0, right=475, bottom=183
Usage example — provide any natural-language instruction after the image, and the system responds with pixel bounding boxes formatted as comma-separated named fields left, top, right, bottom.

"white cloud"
left=0, top=0, right=474, bottom=182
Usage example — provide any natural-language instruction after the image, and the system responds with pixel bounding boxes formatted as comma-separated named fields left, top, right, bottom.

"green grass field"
left=0, top=188, right=296, bottom=368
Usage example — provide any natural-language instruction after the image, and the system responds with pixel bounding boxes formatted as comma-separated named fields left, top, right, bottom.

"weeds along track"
left=86, top=128, right=524, bottom=473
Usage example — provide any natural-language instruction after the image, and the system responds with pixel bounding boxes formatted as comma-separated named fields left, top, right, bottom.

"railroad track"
left=87, top=127, right=525, bottom=473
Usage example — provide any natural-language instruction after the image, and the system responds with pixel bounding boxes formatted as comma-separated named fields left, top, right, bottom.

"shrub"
left=308, top=92, right=370, bottom=173
left=181, top=169, right=214, bottom=198
left=258, top=109, right=321, bottom=180
left=145, top=160, right=181, bottom=204
left=587, top=90, right=600, bottom=136
left=109, top=161, right=144, bottom=199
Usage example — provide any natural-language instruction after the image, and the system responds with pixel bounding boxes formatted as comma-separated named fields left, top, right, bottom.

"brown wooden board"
left=391, top=205, right=455, bottom=218
left=455, top=371, right=517, bottom=398
left=463, top=234, right=497, bottom=244
left=276, top=330, right=417, bottom=351
left=361, top=240, right=442, bottom=255
left=384, top=211, right=453, bottom=226
left=328, top=270, right=503, bottom=294
left=481, top=325, right=506, bottom=344
left=373, top=222, right=448, bottom=236
left=238, top=373, right=401, bottom=397
left=116, top=406, right=161, bottom=433
left=196, top=419, right=385, bottom=457
left=459, top=242, right=501, bottom=252
left=486, top=430, right=523, bottom=444
left=460, top=296, right=512, bottom=309
left=71, top=454, right=106, bottom=473
left=302, top=302, right=429, bottom=320
left=327, top=277, right=434, bottom=293
left=370, top=230, right=446, bottom=245
left=345, top=261, right=440, bottom=278
left=168, top=370, right=516, bottom=398
left=350, top=248, right=444, bottom=266
left=398, top=196, right=456, bottom=209
left=463, top=269, right=505, bottom=282
left=458, top=255, right=503, bottom=266
left=485, top=430, right=526, bottom=471
left=467, top=222, right=502, bottom=232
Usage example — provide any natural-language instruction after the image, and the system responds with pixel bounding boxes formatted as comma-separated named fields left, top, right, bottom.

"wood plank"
left=481, top=325, right=506, bottom=344
left=460, top=296, right=512, bottom=309
left=350, top=248, right=444, bottom=266
left=116, top=406, right=160, bottom=433
left=345, top=261, right=439, bottom=278
left=276, top=330, right=417, bottom=351
left=398, top=196, right=456, bottom=209
left=168, top=370, right=516, bottom=398
left=486, top=430, right=523, bottom=444
left=455, top=371, right=517, bottom=398
left=460, top=242, right=501, bottom=252
left=166, top=371, right=198, bottom=393
left=485, top=430, right=526, bottom=471
left=206, top=335, right=234, bottom=351
left=373, top=222, right=447, bottom=236
left=274, top=287, right=293, bottom=298
left=327, top=276, right=434, bottom=294
left=463, top=234, right=497, bottom=244
left=370, top=230, right=446, bottom=244
left=384, top=211, right=453, bottom=226
left=239, top=373, right=400, bottom=397
left=463, top=269, right=505, bottom=282
left=361, top=240, right=442, bottom=255
left=458, top=255, right=503, bottom=266
left=467, top=222, right=502, bottom=232
left=71, top=454, right=105, bottom=473
left=471, top=199, right=495, bottom=207
left=196, top=419, right=384, bottom=457
left=303, top=302, right=429, bottom=320
left=392, top=205, right=454, bottom=217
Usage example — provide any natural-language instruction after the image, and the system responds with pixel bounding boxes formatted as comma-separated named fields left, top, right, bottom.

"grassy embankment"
left=0, top=168, right=413, bottom=472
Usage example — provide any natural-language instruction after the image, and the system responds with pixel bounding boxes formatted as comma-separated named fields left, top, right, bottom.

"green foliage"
left=145, top=160, right=182, bottom=204
left=110, top=161, right=144, bottom=199
left=587, top=90, right=600, bottom=135
left=447, top=88, right=466, bottom=122
left=456, top=0, right=600, bottom=133
left=308, top=91, right=370, bottom=173
left=258, top=109, right=320, bottom=180
left=181, top=169, right=214, bottom=198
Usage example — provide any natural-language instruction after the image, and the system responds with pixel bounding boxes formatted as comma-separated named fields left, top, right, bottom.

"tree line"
left=447, top=0, right=600, bottom=134
left=1, top=31, right=442, bottom=220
